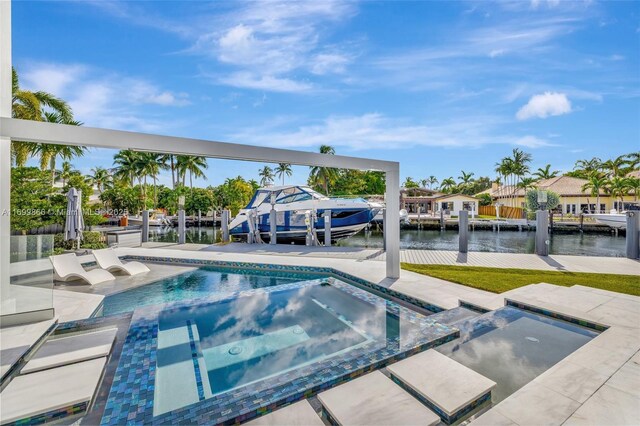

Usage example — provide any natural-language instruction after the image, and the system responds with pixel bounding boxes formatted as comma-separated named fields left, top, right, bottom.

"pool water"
left=100, top=267, right=326, bottom=315
left=437, top=306, right=599, bottom=402
left=102, top=274, right=457, bottom=423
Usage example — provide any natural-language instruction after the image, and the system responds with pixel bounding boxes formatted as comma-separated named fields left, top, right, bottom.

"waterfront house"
left=400, top=188, right=479, bottom=215
left=477, top=175, right=637, bottom=214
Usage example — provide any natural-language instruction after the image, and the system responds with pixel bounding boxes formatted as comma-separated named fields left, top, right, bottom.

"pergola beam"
left=0, top=118, right=396, bottom=172
left=0, top=117, right=401, bottom=279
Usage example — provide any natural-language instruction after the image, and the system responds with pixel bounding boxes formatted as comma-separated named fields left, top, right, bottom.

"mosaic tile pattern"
left=100, top=273, right=458, bottom=425
left=121, top=255, right=446, bottom=313
left=505, top=299, right=608, bottom=332
left=458, top=300, right=491, bottom=314
left=186, top=320, right=206, bottom=402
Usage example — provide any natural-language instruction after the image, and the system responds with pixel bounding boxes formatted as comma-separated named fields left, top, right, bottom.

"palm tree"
left=602, top=155, right=628, bottom=178
left=627, top=177, right=640, bottom=202
left=138, top=153, right=169, bottom=207
left=275, top=163, right=292, bottom=185
left=11, top=67, right=75, bottom=166
left=403, top=177, right=419, bottom=188
left=34, top=113, right=86, bottom=185
left=458, top=171, right=474, bottom=192
left=308, top=145, right=338, bottom=195
left=58, top=161, right=73, bottom=188
left=258, top=166, right=275, bottom=187
left=420, top=179, right=428, bottom=189
left=517, top=177, right=537, bottom=193
left=176, top=155, right=208, bottom=191
left=90, top=167, right=112, bottom=194
left=439, top=177, right=457, bottom=193
left=113, top=150, right=141, bottom=187
left=533, top=164, right=559, bottom=180
left=495, top=157, right=514, bottom=205
left=582, top=172, right=608, bottom=213
left=427, top=176, right=438, bottom=189
left=160, top=154, right=177, bottom=189
left=574, top=157, right=602, bottom=175
left=625, top=152, right=640, bottom=170
left=606, top=176, right=631, bottom=212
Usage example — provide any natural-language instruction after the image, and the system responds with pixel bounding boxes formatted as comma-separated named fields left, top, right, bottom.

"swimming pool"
left=437, top=305, right=599, bottom=403
left=101, top=270, right=457, bottom=424
left=99, top=266, right=326, bottom=315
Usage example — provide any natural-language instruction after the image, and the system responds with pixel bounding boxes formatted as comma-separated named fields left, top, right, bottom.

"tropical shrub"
left=525, top=189, right=560, bottom=211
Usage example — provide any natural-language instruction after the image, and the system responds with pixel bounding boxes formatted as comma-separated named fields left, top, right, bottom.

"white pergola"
left=0, top=1, right=400, bottom=309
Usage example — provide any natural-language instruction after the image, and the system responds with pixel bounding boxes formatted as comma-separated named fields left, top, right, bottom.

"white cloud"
left=190, top=1, right=357, bottom=92
left=20, top=62, right=190, bottom=132
left=516, top=92, right=572, bottom=120
left=229, top=113, right=550, bottom=151
left=218, top=72, right=314, bottom=93
left=515, top=135, right=553, bottom=148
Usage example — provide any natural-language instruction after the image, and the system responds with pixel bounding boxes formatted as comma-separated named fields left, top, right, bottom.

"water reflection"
left=150, top=226, right=625, bottom=257
left=437, top=306, right=598, bottom=402
left=158, top=281, right=425, bottom=395
left=339, top=229, right=626, bottom=257
left=101, top=267, right=325, bottom=315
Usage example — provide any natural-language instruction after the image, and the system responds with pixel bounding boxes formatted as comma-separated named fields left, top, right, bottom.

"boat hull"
left=230, top=208, right=378, bottom=244
left=586, top=214, right=626, bottom=229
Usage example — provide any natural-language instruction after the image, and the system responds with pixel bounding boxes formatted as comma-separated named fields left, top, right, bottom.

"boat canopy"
left=245, top=185, right=326, bottom=209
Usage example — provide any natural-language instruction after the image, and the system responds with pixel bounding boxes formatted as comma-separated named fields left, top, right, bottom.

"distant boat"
left=372, top=209, right=409, bottom=224
left=228, top=185, right=382, bottom=243
left=586, top=209, right=634, bottom=229
left=128, top=213, right=171, bottom=227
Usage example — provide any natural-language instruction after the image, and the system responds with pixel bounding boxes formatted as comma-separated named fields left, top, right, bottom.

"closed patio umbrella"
left=64, top=188, right=84, bottom=250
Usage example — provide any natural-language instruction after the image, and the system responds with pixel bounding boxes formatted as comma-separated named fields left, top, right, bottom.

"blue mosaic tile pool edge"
left=100, top=274, right=459, bottom=425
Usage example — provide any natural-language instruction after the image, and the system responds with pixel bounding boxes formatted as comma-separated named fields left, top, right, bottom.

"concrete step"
left=317, top=370, right=440, bottom=426
left=0, top=357, right=107, bottom=425
left=246, top=400, right=323, bottom=426
left=387, top=349, right=496, bottom=424
left=22, top=328, right=117, bottom=374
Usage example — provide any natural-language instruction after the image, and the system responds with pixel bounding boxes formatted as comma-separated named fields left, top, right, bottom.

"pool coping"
left=99, top=273, right=459, bottom=425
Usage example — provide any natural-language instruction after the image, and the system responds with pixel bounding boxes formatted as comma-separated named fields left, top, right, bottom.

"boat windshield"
left=246, top=186, right=326, bottom=208
left=246, top=191, right=271, bottom=209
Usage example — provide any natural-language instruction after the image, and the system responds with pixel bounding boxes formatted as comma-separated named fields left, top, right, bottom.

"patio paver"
left=245, top=400, right=323, bottom=426
left=317, top=370, right=440, bottom=426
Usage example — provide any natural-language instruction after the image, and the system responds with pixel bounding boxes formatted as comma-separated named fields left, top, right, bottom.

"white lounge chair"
left=50, top=253, right=115, bottom=285
left=92, top=248, right=150, bottom=276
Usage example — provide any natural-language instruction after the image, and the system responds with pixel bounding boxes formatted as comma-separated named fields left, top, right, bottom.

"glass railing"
left=1, top=235, right=54, bottom=324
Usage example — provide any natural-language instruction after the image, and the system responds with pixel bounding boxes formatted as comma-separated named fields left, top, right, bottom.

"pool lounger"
left=93, top=248, right=150, bottom=276
left=50, top=253, right=115, bottom=285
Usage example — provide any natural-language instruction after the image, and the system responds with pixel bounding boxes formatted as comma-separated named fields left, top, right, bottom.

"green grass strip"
left=401, top=263, right=640, bottom=296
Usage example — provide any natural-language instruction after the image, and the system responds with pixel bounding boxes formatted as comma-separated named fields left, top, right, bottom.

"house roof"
left=480, top=175, right=608, bottom=198
left=435, top=193, right=479, bottom=201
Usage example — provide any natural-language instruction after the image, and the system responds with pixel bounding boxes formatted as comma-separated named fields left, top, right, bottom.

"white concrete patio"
left=2, top=245, right=639, bottom=425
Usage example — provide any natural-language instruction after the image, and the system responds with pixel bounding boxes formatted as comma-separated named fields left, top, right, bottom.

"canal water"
left=149, top=227, right=627, bottom=257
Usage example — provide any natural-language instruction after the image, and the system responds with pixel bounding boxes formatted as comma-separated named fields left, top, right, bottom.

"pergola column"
left=1, top=0, right=12, bottom=305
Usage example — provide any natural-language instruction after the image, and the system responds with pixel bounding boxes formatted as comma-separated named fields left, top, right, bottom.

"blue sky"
left=14, top=0, right=640, bottom=188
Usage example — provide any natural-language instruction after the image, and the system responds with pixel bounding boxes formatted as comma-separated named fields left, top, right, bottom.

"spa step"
left=0, top=357, right=107, bottom=425
left=317, top=370, right=440, bottom=426
left=246, top=400, right=323, bottom=426
left=387, top=349, right=496, bottom=424
left=429, top=306, right=480, bottom=327
left=154, top=320, right=212, bottom=416
left=22, top=328, right=117, bottom=374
